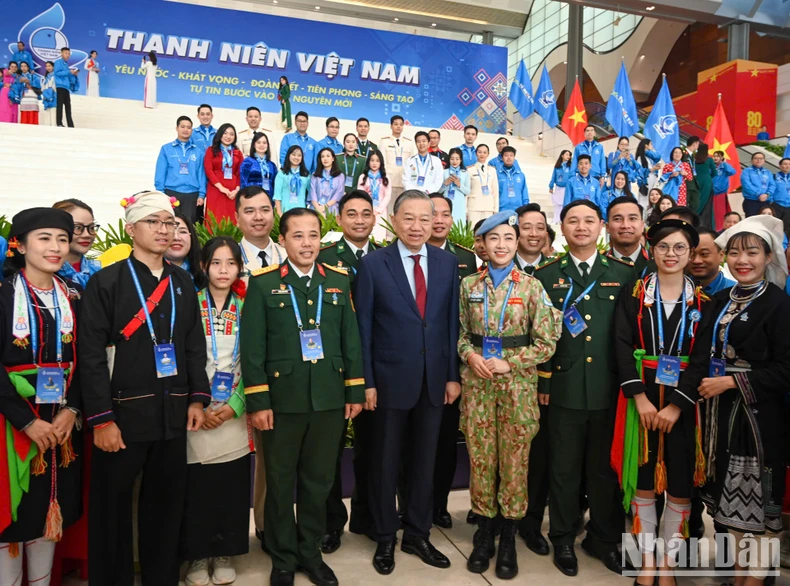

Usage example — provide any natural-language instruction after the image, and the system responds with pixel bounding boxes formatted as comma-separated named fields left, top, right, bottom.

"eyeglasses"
left=73, top=223, right=101, bottom=235
left=142, top=219, right=177, bottom=231
left=653, top=243, right=689, bottom=255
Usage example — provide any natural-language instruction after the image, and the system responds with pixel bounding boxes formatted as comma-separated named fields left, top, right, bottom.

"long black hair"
left=148, top=51, right=157, bottom=66
left=250, top=131, right=271, bottom=159
left=172, top=211, right=206, bottom=288
left=200, top=236, right=243, bottom=286
left=554, top=149, right=571, bottom=169
left=611, top=171, right=633, bottom=197
left=279, top=76, right=289, bottom=88
left=360, top=149, right=389, bottom=187
left=211, top=123, right=238, bottom=155
left=313, top=147, right=342, bottom=178
left=282, top=145, right=309, bottom=177
left=636, top=138, right=652, bottom=168
left=447, top=147, right=466, bottom=171
left=646, top=194, right=676, bottom=227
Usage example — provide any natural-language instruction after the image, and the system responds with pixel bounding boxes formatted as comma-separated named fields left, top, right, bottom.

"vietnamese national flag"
left=562, top=79, right=587, bottom=146
left=704, top=98, right=741, bottom=192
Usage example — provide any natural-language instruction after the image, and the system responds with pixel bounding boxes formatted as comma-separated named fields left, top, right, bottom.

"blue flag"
left=509, top=60, right=534, bottom=118
left=605, top=62, right=639, bottom=138
left=534, top=64, right=559, bottom=128
left=644, top=76, right=679, bottom=162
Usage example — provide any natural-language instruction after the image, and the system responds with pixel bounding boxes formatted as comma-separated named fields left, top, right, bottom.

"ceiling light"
left=315, top=5, right=320, bottom=8
left=273, top=0, right=277, bottom=3
left=324, top=0, right=488, bottom=25
left=563, top=61, right=567, bottom=64
left=640, top=54, right=645, bottom=58
left=646, top=5, right=655, bottom=10
left=393, top=17, right=398, bottom=21
left=431, top=23, right=437, bottom=26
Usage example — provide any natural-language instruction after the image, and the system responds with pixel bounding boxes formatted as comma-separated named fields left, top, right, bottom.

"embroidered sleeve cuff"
left=344, top=378, right=365, bottom=387
left=189, top=391, right=212, bottom=407
left=86, top=409, right=116, bottom=428
left=733, top=372, right=757, bottom=405
left=245, top=384, right=270, bottom=394
left=537, top=370, right=552, bottom=379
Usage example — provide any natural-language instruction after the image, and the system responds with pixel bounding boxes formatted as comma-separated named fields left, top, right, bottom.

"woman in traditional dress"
left=660, top=147, right=693, bottom=206
left=204, top=123, right=244, bottom=224
left=0, top=208, right=82, bottom=586
left=548, top=150, right=572, bottom=224
left=440, top=148, right=470, bottom=225
left=278, top=76, right=292, bottom=131
left=357, top=149, right=391, bottom=241
left=700, top=215, right=790, bottom=583
left=52, top=199, right=102, bottom=288
left=182, top=237, right=250, bottom=586
left=142, top=51, right=157, bottom=109
left=310, top=147, right=344, bottom=217
left=41, top=61, right=57, bottom=127
left=611, top=219, right=715, bottom=586
left=84, top=50, right=100, bottom=98
left=239, top=132, right=278, bottom=197
left=15, top=61, right=41, bottom=125
left=1, top=62, right=19, bottom=123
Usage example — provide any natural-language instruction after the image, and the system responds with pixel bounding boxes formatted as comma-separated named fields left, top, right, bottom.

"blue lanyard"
left=483, top=279, right=516, bottom=335
left=241, top=242, right=282, bottom=268
left=221, top=147, right=233, bottom=169
left=654, top=280, right=687, bottom=355
left=204, top=292, right=240, bottom=371
left=22, top=277, right=63, bottom=364
left=561, top=279, right=597, bottom=313
left=343, top=156, right=358, bottom=178
left=417, top=155, right=430, bottom=177
left=127, top=259, right=176, bottom=345
left=288, top=283, right=322, bottom=330
left=256, top=157, right=269, bottom=178
left=711, top=298, right=754, bottom=359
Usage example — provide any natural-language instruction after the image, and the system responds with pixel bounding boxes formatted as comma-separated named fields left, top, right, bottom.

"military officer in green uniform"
left=606, top=196, right=652, bottom=278
left=241, top=207, right=365, bottom=586
left=534, top=199, right=636, bottom=577
left=355, top=118, right=377, bottom=159
left=317, top=190, right=380, bottom=553
left=338, top=138, right=368, bottom=195
left=427, top=194, right=477, bottom=278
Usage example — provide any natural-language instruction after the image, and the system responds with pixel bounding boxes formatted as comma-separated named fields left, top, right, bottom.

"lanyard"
left=711, top=299, right=753, bottom=359
left=241, top=241, right=282, bottom=268
left=288, top=283, right=322, bottom=330
left=221, top=147, right=233, bottom=169
left=478, top=165, right=488, bottom=184
left=655, top=280, right=687, bottom=355
left=416, top=155, right=431, bottom=177
left=561, top=279, right=597, bottom=313
left=256, top=156, right=269, bottom=178
left=343, top=156, right=358, bottom=178
left=393, top=139, right=403, bottom=158
left=127, top=259, right=176, bottom=345
left=503, top=168, right=516, bottom=186
left=204, top=292, right=240, bottom=372
left=483, top=279, right=515, bottom=335
left=22, top=278, right=62, bottom=365
left=175, top=142, right=191, bottom=166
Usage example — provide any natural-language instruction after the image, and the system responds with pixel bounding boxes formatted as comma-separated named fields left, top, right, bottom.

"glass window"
left=532, top=20, right=545, bottom=36
left=583, top=19, right=595, bottom=39
left=544, top=25, right=559, bottom=45
left=546, top=12, right=560, bottom=30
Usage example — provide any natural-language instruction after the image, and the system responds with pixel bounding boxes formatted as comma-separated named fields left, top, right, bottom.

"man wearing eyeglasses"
left=79, top=191, right=210, bottom=586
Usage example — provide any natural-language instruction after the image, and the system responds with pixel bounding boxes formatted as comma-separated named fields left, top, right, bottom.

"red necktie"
left=411, top=255, right=427, bottom=318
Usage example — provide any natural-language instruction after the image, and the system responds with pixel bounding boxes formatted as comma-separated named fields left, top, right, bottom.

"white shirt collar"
left=288, top=261, right=315, bottom=280
left=518, top=253, right=542, bottom=268
left=242, top=237, right=275, bottom=264
left=397, top=239, right=427, bottom=259
left=611, top=245, right=641, bottom=261
left=344, top=238, right=369, bottom=256
left=569, top=250, right=597, bottom=270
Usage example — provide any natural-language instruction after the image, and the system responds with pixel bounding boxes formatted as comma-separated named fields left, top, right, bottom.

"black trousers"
left=56, top=87, right=73, bottom=127
left=742, top=199, right=764, bottom=217
left=325, top=421, right=350, bottom=533
left=771, top=203, right=790, bottom=239
left=548, top=405, right=624, bottom=552
left=89, top=435, right=187, bottom=586
left=520, top=403, right=550, bottom=534
left=164, top=189, right=200, bottom=223
left=369, top=383, right=443, bottom=542
left=432, top=401, right=460, bottom=511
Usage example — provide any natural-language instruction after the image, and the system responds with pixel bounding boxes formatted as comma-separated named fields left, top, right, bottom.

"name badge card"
left=417, top=176, right=425, bottom=187
left=289, top=191, right=299, bottom=204
left=223, top=167, right=233, bottom=180
left=481, top=185, right=490, bottom=196
left=482, top=336, right=503, bottom=359
left=563, top=306, right=587, bottom=338
left=262, top=179, right=271, bottom=192
left=709, top=357, right=726, bottom=378
left=211, top=371, right=234, bottom=402
left=179, top=162, right=189, bottom=175
left=154, top=343, right=178, bottom=378
left=655, top=355, right=681, bottom=387
left=36, top=367, right=65, bottom=404
left=508, top=186, right=516, bottom=198
left=300, top=330, right=324, bottom=361
left=395, top=156, right=403, bottom=166
left=345, top=175, right=353, bottom=188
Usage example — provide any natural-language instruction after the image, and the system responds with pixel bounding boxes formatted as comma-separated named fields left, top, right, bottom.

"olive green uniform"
left=356, top=139, right=377, bottom=160
left=534, top=253, right=635, bottom=553
left=443, top=241, right=477, bottom=278
left=241, top=262, right=365, bottom=572
left=337, top=154, right=367, bottom=195
left=317, top=237, right=379, bottom=535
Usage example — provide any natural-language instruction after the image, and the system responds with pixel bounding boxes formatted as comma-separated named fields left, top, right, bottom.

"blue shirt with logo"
left=496, top=165, right=529, bottom=211
left=154, top=139, right=207, bottom=197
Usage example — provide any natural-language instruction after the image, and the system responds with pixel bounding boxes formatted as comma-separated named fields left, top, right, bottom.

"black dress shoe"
left=580, top=538, right=625, bottom=575
left=270, top=568, right=295, bottom=586
left=466, top=509, right=480, bottom=524
left=257, top=530, right=270, bottom=554
left=553, top=544, right=578, bottom=576
left=467, top=517, right=495, bottom=574
left=300, top=561, right=338, bottom=586
left=401, top=535, right=451, bottom=569
left=320, top=529, right=343, bottom=554
left=433, top=508, right=452, bottom=529
left=495, top=520, right=519, bottom=580
left=519, top=529, right=550, bottom=556
left=373, top=540, right=396, bottom=575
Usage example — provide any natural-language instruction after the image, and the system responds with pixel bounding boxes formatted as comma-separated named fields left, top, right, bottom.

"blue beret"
left=475, top=211, right=518, bottom=237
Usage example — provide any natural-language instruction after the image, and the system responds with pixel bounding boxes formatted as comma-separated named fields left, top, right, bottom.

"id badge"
left=36, top=367, right=65, bottom=404
left=223, top=167, right=233, bottom=180
left=563, top=306, right=587, bottom=338
left=344, top=175, right=353, bottom=188
left=655, top=355, right=681, bottom=387
left=179, top=162, right=189, bottom=175
left=396, top=156, right=403, bottom=167
left=262, top=179, right=271, bottom=192
left=300, top=330, right=324, bottom=361
left=417, top=176, right=425, bottom=187
left=481, top=185, right=490, bottom=196
left=289, top=191, right=299, bottom=204
left=211, top=371, right=234, bottom=402
left=482, top=336, right=503, bottom=359
left=448, top=185, right=455, bottom=198
left=508, top=186, right=516, bottom=198
left=154, top=343, right=178, bottom=378
left=709, top=357, right=726, bottom=378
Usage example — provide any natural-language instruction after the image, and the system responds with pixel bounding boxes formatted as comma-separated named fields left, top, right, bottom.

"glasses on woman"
left=653, top=243, right=689, bottom=256
left=74, top=223, right=101, bottom=235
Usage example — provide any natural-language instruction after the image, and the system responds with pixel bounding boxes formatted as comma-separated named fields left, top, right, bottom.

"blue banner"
left=644, top=76, right=679, bottom=162
left=2, top=1, right=508, bottom=132
left=534, top=64, right=558, bottom=128
left=605, top=62, right=638, bottom=138
left=509, top=60, right=534, bottom=119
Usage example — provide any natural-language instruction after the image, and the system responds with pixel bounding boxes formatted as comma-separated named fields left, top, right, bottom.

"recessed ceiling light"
left=431, top=22, right=437, bottom=26
left=563, top=61, right=567, bottom=64
left=393, top=17, right=398, bottom=21
left=315, top=5, right=320, bottom=8
left=273, top=0, right=277, bottom=3
left=640, top=54, right=645, bottom=58
left=646, top=5, right=655, bottom=10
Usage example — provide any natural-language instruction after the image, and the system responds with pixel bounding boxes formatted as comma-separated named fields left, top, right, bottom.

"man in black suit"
left=355, top=190, right=461, bottom=575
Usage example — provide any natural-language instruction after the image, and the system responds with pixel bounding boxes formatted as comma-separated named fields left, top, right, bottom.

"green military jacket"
left=606, top=245, right=652, bottom=279
left=357, top=139, right=377, bottom=159
left=240, top=262, right=365, bottom=413
left=317, top=236, right=381, bottom=295
left=337, top=153, right=367, bottom=194
left=515, top=253, right=555, bottom=276
left=444, top=240, right=478, bottom=278
left=534, top=252, right=636, bottom=411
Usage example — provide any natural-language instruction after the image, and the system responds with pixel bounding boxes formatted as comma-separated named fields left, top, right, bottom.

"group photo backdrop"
left=2, top=1, right=508, bottom=132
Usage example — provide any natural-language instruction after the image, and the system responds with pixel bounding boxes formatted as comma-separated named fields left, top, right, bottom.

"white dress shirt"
left=610, top=245, right=643, bottom=263
left=289, top=261, right=315, bottom=286
left=241, top=237, right=285, bottom=272
left=568, top=250, right=597, bottom=278
left=402, top=153, right=443, bottom=194
left=517, top=253, right=542, bottom=268
left=345, top=239, right=370, bottom=257
left=397, top=239, right=428, bottom=298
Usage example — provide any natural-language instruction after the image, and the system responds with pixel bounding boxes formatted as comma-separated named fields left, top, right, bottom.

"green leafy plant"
left=90, top=219, right=133, bottom=254
left=448, top=220, right=474, bottom=249
left=753, top=140, right=785, bottom=157
left=0, top=215, right=10, bottom=240
left=195, top=211, right=244, bottom=245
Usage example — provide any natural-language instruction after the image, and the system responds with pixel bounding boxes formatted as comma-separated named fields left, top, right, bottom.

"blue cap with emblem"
left=475, top=210, right=518, bottom=237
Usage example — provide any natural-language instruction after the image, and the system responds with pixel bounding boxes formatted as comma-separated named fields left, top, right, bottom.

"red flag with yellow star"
left=562, top=79, right=587, bottom=145
left=704, top=98, right=741, bottom=192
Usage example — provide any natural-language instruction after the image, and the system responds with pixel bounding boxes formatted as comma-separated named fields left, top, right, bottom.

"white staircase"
left=0, top=95, right=554, bottom=226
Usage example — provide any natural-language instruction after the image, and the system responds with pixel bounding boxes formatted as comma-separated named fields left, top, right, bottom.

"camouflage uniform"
left=458, top=267, right=562, bottom=520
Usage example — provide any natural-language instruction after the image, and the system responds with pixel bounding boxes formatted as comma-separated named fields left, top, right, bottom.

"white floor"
left=63, top=489, right=789, bottom=585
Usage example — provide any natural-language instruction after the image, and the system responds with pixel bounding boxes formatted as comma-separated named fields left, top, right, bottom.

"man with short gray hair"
left=355, top=190, right=461, bottom=576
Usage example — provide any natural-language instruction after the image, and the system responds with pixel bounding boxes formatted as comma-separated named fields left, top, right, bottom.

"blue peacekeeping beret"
left=475, top=211, right=518, bottom=237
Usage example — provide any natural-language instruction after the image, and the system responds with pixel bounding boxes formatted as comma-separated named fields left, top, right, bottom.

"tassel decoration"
left=654, top=384, right=667, bottom=494
left=693, top=404, right=706, bottom=487
left=631, top=507, right=642, bottom=537
left=8, top=542, right=19, bottom=558
left=60, top=438, right=76, bottom=468
left=638, top=423, right=649, bottom=466
left=680, top=516, right=690, bottom=539
left=44, top=447, right=63, bottom=542
left=32, top=451, right=47, bottom=476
